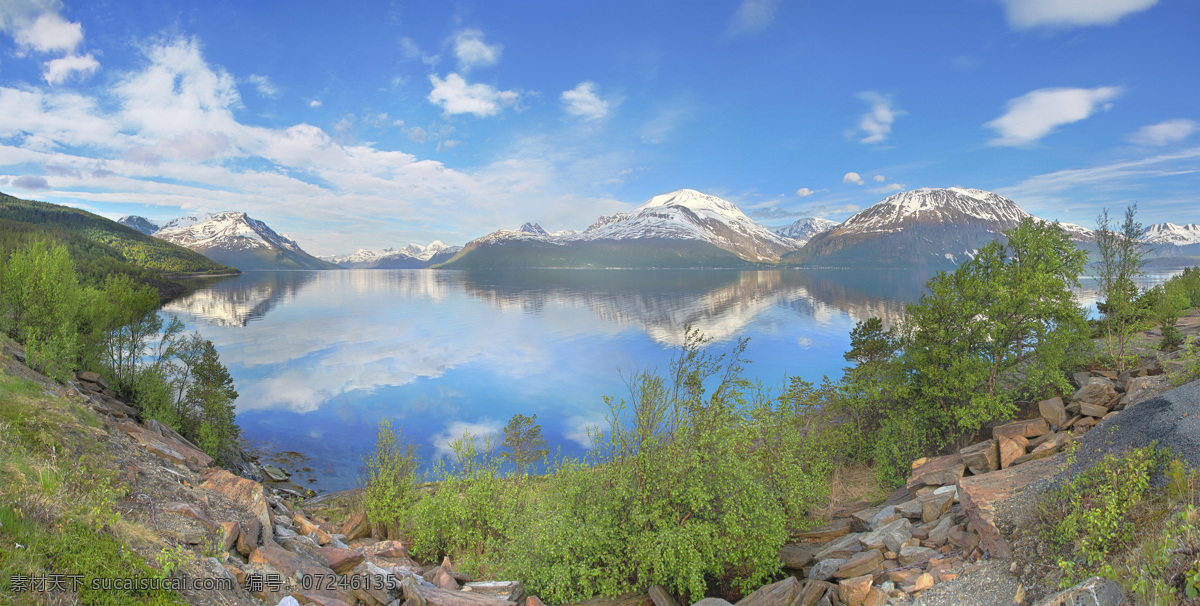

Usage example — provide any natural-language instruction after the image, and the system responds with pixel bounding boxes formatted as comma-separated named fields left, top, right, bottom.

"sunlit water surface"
left=161, top=268, right=1180, bottom=492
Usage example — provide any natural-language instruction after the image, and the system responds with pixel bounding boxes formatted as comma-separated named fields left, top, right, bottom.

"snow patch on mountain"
left=118, top=215, right=160, bottom=235
left=1142, top=222, right=1200, bottom=246
left=326, top=241, right=463, bottom=267
left=837, top=187, right=1032, bottom=235
left=773, top=217, right=839, bottom=244
left=154, top=212, right=304, bottom=253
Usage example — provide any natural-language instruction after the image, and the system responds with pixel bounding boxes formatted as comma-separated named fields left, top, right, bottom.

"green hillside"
left=0, top=192, right=232, bottom=278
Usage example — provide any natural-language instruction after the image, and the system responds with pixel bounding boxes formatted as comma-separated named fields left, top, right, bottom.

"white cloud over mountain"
left=986, top=86, right=1122, bottom=147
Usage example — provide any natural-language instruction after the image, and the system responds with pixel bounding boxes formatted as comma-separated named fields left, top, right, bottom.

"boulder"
left=1033, top=576, right=1123, bottom=606
left=993, top=419, right=1049, bottom=441
left=294, top=514, right=333, bottom=545
left=794, top=518, right=852, bottom=542
left=163, top=502, right=218, bottom=533
left=912, top=453, right=967, bottom=489
left=863, top=587, right=888, bottom=606
left=423, top=565, right=461, bottom=591
left=849, top=506, right=884, bottom=533
left=118, top=421, right=214, bottom=470
left=237, top=518, right=261, bottom=556
left=1079, top=402, right=1109, bottom=418
left=219, top=521, right=240, bottom=552
left=339, top=511, right=371, bottom=541
left=897, top=545, right=936, bottom=566
left=959, top=440, right=999, bottom=475
left=858, top=518, right=912, bottom=553
left=1070, top=371, right=1093, bottom=388
left=814, top=533, right=863, bottom=561
left=462, top=580, right=524, bottom=603
left=647, top=585, right=678, bottom=606
left=808, top=558, right=845, bottom=582
left=1071, top=382, right=1120, bottom=410
left=834, top=549, right=884, bottom=579
left=919, top=491, right=954, bottom=524
left=837, top=574, right=873, bottom=606
left=925, top=515, right=954, bottom=547
left=896, top=499, right=923, bottom=520
left=199, top=469, right=272, bottom=541
left=316, top=546, right=365, bottom=575
left=798, top=580, right=833, bottom=606
left=691, top=600, right=733, bottom=606
left=998, top=435, right=1024, bottom=470
left=1038, top=397, right=1069, bottom=428
left=779, top=544, right=819, bottom=570
left=736, top=576, right=802, bottom=606
left=957, top=455, right=1064, bottom=558
left=368, top=540, right=409, bottom=558
left=868, top=505, right=901, bottom=530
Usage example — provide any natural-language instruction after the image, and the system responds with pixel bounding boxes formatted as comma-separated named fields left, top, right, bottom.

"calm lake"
left=161, top=268, right=1178, bottom=492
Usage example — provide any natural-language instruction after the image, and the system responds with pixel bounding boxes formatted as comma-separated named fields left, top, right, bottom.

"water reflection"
left=158, top=267, right=1182, bottom=491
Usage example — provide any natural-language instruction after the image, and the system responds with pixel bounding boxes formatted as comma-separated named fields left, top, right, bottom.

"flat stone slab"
left=957, top=454, right=1066, bottom=558
left=906, top=453, right=966, bottom=496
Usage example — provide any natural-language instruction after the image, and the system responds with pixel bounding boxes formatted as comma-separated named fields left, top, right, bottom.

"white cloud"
left=561, top=82, right=609, bottom=120
left=872, top=183, right=904, bottom=194
left=399, top=37, right=439, bottom=66
left=1129, top=119, right=1199, bottom=147
left=42, top=52, right=98, bottom=84
left=873, top=174, right=885, bottom=182
left=796, top=187, right=815, bottom=197
left=850, top=92, right=903, bottom=144
left=452, top=29, right=501, bottom=71
left=843, top=172, right=864, bottom=185
left=309, top=99, right=321, bottom=108
left=428, top=73, right=518, bottom=117
left=986, top=86, right=1122, bottom=147
left=436, top=139, right=461, bottom=152
left=246, top=74, right=278, bottom=98
left=998, top=0, right=1158, bottom=29
left=432, top=420, right=502, bottom=459
left=408, top=126, right=428, bottom=143
left=12, top=11, right=82, bottom=54
left=727, top=0, right=782, bottom=36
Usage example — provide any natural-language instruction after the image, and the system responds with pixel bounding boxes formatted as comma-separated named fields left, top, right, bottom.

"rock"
left=780, top=544, right=819, bottom=570
left=896, top=499, right=923, bottom=520
left=736, top=576, right=802, bottom=605
left=911, top=453, right=967, bottom=490
left=925, top=515, right=954, bottom=547
left=794, top=518, right=853, bottom=542
left=959, top=440, right=1000, bottom=475
left=798, top=580, right=834, bottom=606
left=462, top=580, right=524, bottom=603
left=316, top=546, right=365, bottom=575
left=200, top=469, right=273, bottom=541
left=837, top=574, right=873, bottom=606
left=117, top=421, right=214, bottom=471
left=913, top=573, right=934, bottom=591
left=1072, top=382, right=1121, bottom=410
left=1071, top=372, right=1093, bottom=388
left=237, top=518, right=261, bottom=556
left=1092, top=369, right=1118, bottom=380
left=1038, top=397, right=1069, bottom=428
left=648, top=585, right=679, bottom=606
left=692, top=600, right=734, bottom=606
left=957, top=454, right=1064, bottom=559
left=897, top=545, right=937, bottom=567
left=849, top=506, right=885, bottom=533
left=249, top=544, right=330, bottom=579
left=263, top=464, right=289, bottom=481
left=369, top=540, right=409, bottom=559
left=859, top=518, right=912, bottom=553
left=219, top=521, right=240, bottom=552
left=814, top=533, right=863, bottom=561
left=862, top=587, right=887, bottom=606
left=1014, top=584, right=1027, bottom=604
left=920, top=491, right=954, bottom=524
left=294, top=514, right=334, bottom=545
left=869, top=505, right=901, bottom=531
left=1123, top=376, right=1157, bottom=406
left=340, top=511, right=372, bottom=541
left=526, top=598, right=546, bottom=606
left=1033, top=576, right=1123, bottom=605
left=992, top=419, right=1050, bottom=441
left=835, top=549, right=883, bottom=579
left=163, top=502, right=218, bottom=533
left=808, top=558, right=845, bottom=582
left=932, top=485, right=958, bottom=502
left=279, top=598, right=302, bottom=606
left=1079, top=402, right=1109, bottom=418
left=998, top=435, right=1024, bottom=470
left=420, top=565, right=459, bottom=591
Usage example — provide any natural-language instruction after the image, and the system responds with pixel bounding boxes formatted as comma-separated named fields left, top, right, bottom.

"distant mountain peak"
left=117, top=215, right=160, bottom=236
left=519, top=222, right=548, bottom=236
left=773, top=217, right=838, bottom=245
left=327, top=240, right=463, bottom=268
left=153, top=211, right=333, bottom=270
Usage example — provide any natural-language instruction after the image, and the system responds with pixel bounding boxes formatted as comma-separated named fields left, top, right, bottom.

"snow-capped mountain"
left=444, top=189, right=801, bottom=268
left=790, top=188, right=1095, bottom=267
left=1142, top=223, right=1200, bottom=246
left=327, top=241, right=463, bottom=269
left=773, top=217, right=839, bottom=245
left=118, top=215, right=160, bottom=235
left=152, top=211, right=336, bottom=270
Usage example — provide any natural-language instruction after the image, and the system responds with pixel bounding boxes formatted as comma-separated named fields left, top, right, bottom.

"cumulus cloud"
left=428, top=73, right=518, bottom=117
left=42, top=52, right=98, bottom=84
left=727, top=0, right=782, bottom=36
left=452, top=29, right=501, bottom=71
left=13, top=175, right=50, bottom=189
left=11, top=11, right=82, bottom=54
left=873, top=175, right=885, bottom=182
left=246, top=74, right=278, bottom=98
left=1129, top=119, right=1199, bottom=147
left=561, top=82, right=609, bottom=120
left=399, top=37, right=439, bottom=66
left=986, top=86, right=1122, bottom=147
left=436, top=139, right=461, bottom=152
left=408, top=126, right=428, bottom=143
left=850, top=92, right=903, bottom=144
left=309, top=99, right=321, bottom=108
left=843, top=172, right=864, bottom=185
left=998, top=0, right=1158, bottom=29
left=796, top=187, right=815, bottom=197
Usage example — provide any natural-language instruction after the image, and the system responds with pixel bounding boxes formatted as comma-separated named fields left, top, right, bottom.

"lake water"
left=161, top=268, right=1179, bottom=492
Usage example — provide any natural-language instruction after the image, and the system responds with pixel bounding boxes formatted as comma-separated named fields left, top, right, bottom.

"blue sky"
left=0, top=0, right=1196, bottom=255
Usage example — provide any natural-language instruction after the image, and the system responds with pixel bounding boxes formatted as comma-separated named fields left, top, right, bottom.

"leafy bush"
left=360, top=419, right=421, bottom=539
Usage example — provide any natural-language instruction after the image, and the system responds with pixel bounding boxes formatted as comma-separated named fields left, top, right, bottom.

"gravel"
left=911, top=559, right=1025, bottom=606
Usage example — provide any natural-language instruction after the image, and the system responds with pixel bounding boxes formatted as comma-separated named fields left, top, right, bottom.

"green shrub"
left=360, top=419, right=421, bottom=539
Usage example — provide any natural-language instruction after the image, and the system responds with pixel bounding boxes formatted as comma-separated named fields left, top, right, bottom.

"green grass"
left=0, top=355, right=182, bottom=605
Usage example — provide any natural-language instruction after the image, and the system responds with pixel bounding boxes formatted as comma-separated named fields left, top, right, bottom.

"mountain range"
left=322, top=241, right=463, bottom=269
